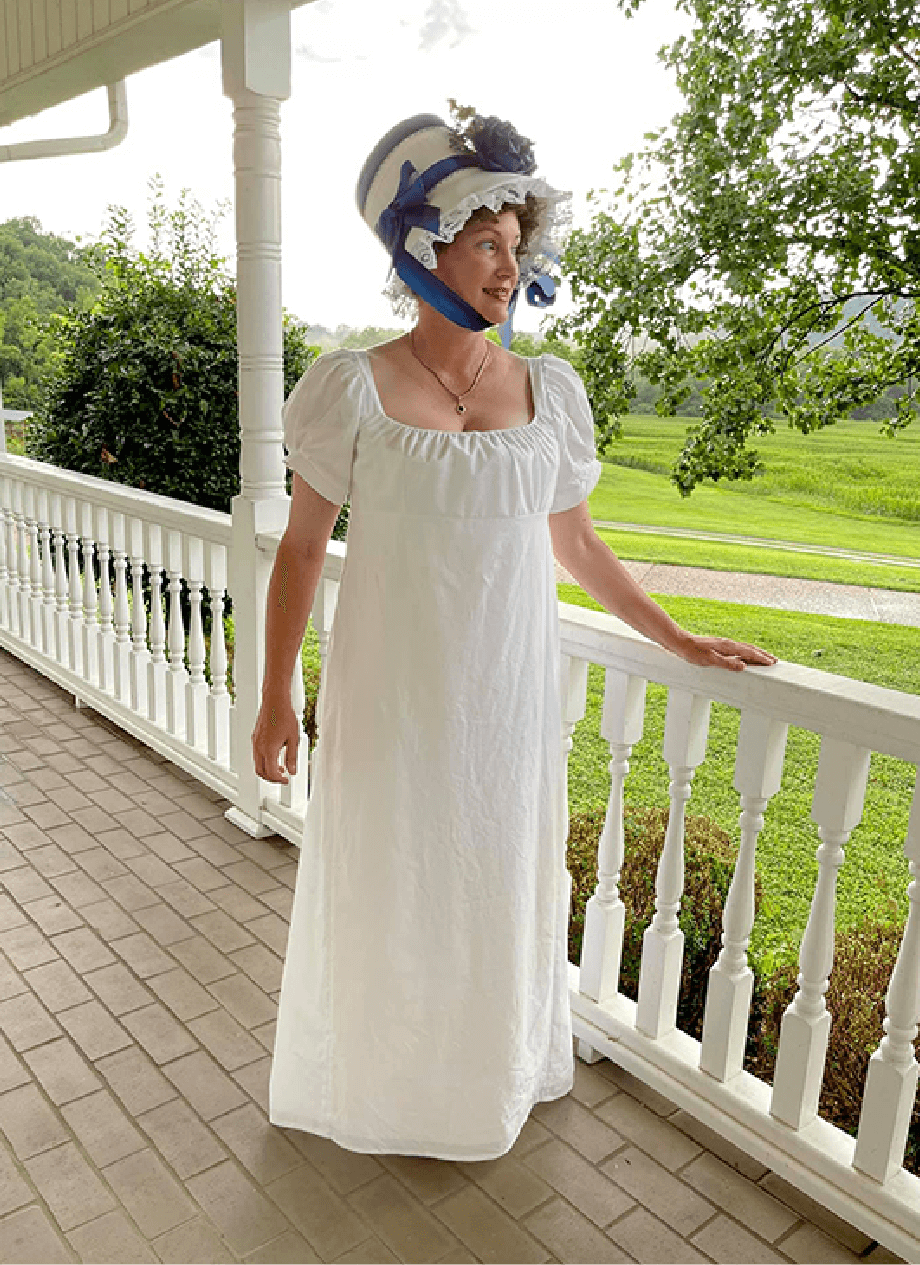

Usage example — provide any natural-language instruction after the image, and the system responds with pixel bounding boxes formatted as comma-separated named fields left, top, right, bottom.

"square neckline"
left=358, top=348, right=541, bottom=437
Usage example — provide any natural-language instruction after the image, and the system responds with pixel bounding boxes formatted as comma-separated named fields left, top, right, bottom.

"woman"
left=252, top=111, right=775, bottom=1161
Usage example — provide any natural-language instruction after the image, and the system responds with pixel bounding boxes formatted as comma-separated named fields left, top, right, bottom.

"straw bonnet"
left=356, top=111, right=571, bottom=330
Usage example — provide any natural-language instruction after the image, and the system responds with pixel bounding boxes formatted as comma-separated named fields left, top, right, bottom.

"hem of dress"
left=269, top=1067, right=575, bottom=1163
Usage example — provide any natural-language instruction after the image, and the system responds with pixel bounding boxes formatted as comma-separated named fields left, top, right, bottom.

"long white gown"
left=269, top=347, right=602, bottom=1160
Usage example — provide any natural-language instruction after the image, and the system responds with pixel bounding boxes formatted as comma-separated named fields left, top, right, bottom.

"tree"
left=27, top=184, right=326, bottom=523
left=0, top=217, right=99, bottom=409
left=554, top=0, right=919, bottom=493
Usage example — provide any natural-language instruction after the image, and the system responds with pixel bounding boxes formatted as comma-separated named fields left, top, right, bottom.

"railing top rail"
left=559, top=602, right=920, bottom=764
left=0, top=453, right=233, bottom=547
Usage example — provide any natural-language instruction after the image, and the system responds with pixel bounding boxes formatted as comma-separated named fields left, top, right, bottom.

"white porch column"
left=222, top=0, right=293, bottom=836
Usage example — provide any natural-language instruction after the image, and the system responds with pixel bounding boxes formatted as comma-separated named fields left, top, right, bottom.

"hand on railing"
left=673, top=633, right=777, bottom=673
left=252, top=696, right=300, bottom=783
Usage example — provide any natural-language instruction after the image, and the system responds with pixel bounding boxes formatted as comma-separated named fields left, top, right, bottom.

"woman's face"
left=433, top=209, right=521, bottom=322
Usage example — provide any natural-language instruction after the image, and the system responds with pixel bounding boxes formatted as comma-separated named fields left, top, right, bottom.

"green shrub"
left=567, top=804, right=755, bottom=1038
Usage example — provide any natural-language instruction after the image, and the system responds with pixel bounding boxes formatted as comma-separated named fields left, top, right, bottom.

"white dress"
left=269, top=347, right=602, bottom=1160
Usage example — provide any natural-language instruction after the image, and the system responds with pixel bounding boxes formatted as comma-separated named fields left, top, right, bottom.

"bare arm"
left=549, top=501, right=776, bottom=671
left=251, top=474, right=342, bottom=783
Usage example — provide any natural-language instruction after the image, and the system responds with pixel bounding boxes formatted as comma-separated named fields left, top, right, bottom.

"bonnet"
left=356, top=110, right=571, bottom=332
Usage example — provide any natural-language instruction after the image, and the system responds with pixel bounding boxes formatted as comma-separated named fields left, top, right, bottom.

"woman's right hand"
left=252, top=696, right=301, bottom=784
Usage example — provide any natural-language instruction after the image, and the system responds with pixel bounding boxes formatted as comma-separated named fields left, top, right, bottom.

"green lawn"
left=560, top=583, right=920, bottom=973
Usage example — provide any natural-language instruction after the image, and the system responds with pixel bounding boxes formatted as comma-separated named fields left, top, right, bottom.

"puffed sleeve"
left=282, top=349, right=366, bottom=505
left=544, top=356, right=603, bottom=514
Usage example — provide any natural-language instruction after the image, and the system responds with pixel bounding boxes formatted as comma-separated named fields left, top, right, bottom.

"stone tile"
left=0, top=843, right=25, bottom=879
left=88, top=787, right=134, bottom=814
left=230, top=942, right=284, bottom=993
left=0, top=953, right=27, bottom=1004
left=156, top=809, right=213, bottom=842
left=50, top=925, right=115, bottom=972
left=58, top=999, right=131, bottom=1060
left=74, top=847, right=131, bottom=884
left=0, top=1142, right=33, bottom=1216
left=92, top=827, right=145, bottom=860
left=77, top=896, right=137, bottom=939
left=96, top=1046, right=177, bottom=1115
left=2, top=866, right=54, bottom=904
left=264, top=1164, right=371, bottom=1260
left=67, top=1208, right=158, bottom=1263
left=137, top=1096, right=228, bottom=1177
left=83, top=962, right=153, bottom=1015
left=132, top=902, right=194, bottom=946
left=779, top=1223, right=865, bottom=1263
left=148, top=965, right=218, bottom=1021
left=595, top=1092, right=702, bottom=1172
left=223, top=859, right=279, bottom=896
left=243, top=1228, right=323, bottom=1263
left=1, top=822, right=51, bottom=852
left=24, top=804, right=71, bottom=832
left=102, top=873, right=160, bottom=912
left=190, top=833, right=244, bottom=867
left=173, top=856, right=231, bottom=892
left=602, top=1147, right=714, bottom=1236
left=153, top=1216, right=239, bottom=1263
left=0, top=991, right=61, bottom=1050
left=145, top=832, right=197, bottom=865
left=431, top=1248, right=476, bottom=1264
left=23, top=1036, right=101, bottom=1105
left=191, top=909, right=256, bottom=953
left=533, top=1095, right=625, bottom=1164
left=280, top=1131, right=383, bottom=1196
left=22, top=894, right=82, bottom=936
left=208, top=814, right=259, bottom=846
left=758, top=1173, right=874, bottom=1255
left=103, top=1147, right=197, bottom=1237
left=237, top=837, right=293, bottom=871
left=188, top=1159, right=292, bottom=1255
left=209, top=972, right=276, bottom=1029
left=0, top=923, right=58, bottom=971
left=113, top=807, right=165, bottom=837
left=252, top=1019, right=276, bottom=1052
left=187, top=1007, right=265, bottom=1070
left=670, top=1110, right=769, bottom=1181
left=691, top=1214, right=787, bottom=1262
left=0, top=1204, right=73, bottom=1263
left=0, top=1083, right=70, bottom=1158
left=25, top=1140, right=117, bottom=1231
left=123, top=853, right=179, bottom=888
left=523, top=1139, right=634, bottom=1228
left=0, top=1032, right=29, bottom=1093
left=568, top=1058, right=619, bottom=1110
left=48, top=873, right=109, bottom=911
left=524, top=1197, right=631, bottom=1263
left=0, top=894, right=26, bottom=932
left=682, top=1151, right=798, bottom=1242
left=233, top=1055, right=273, bottom=1114
left=47, top=821, right=97, bottom=855
left=456, top=1154, right=553, bottom=1219
left=606, top=1206, right=711, bottom=1263
left=163, top=1049, right=247, bottom=1119
left=169, top=932, right=236, bottom=983
left=68, top=805, right=122, bottom=836
left=61, top=1088, right=147, bottom=1167
left=245, top=912, right=290, bottom=956
left=211, top=1103, right=301, bottom=1183
left=158, top=878, right=217, bottom=918
left=432, top=1182, right=550, bottom=1263
left=212, top=884, right=273, bottom=924
left=598, top=1061, right=680, bottom=1116
left=133, top=788, right=186, bottom=817
left=24, top=844, right=76, bottom=879
left=110, top=930, right=175, bottom=978
left=46, top=787, right=94, bottom=814
left=257, top=886, right=293, bottom=919
left=120, top=1001, right=200, bottom=1063
left=22, top=959, right=91, bottom=1013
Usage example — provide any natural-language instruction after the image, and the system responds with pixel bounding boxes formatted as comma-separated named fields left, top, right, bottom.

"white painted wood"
left=13, top=481, right=29, bottom=643
left=128, top=542, right=149, bottom=717
left=79, top=527, right=98, bottom=687
left=110, top=512, right=131, bottom=705
left=701, top=712, right=788, bottom=1081
left=0, top=483, right=9, bottom=630
left=94, top=504, right=114, bottom=694
left=204, top=542, right=230, bottom=767
left=24, top=484, right=41, bottom=651
left=165, top=525, right=187, bottom=740
left=580, top=670, right=647, bottom=1005
left=65, top=498, right=82, bottom=678
left=771, top=738, right=871, bottom=1129
left=145, top=521, right=166, bottom=726
left=854, top=770, right=920, bottom=1181
left=51, top=498, right=68, bottom=668
left=184, top=535, right=207, bottom=752
left=39, top=511, right=54, bottom=657
left=636, top=689, right=711, bottom=1039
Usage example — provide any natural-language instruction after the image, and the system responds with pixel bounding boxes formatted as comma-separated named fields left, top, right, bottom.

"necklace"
left=409, top=332, right=491, bottom=415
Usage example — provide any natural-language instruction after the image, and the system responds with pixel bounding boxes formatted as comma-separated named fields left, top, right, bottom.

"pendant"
left=457, top=403, right=466, bottom=414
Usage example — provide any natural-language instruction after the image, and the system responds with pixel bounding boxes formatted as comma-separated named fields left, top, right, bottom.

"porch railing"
left=1, top=451, right=919, bottom=1258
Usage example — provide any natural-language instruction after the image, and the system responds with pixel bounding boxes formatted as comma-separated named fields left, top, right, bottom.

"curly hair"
left=432, top=195, right=543, bottom=262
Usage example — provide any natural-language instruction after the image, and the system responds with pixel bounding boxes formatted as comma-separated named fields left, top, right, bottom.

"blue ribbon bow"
left=376, top=161, right=443, bottom=256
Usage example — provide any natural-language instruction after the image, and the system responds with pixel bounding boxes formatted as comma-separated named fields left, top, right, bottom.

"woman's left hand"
left=676, top=634, right=777, bottom=672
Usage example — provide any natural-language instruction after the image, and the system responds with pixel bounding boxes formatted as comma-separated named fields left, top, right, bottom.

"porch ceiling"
left=0, top=0, right=315, bottom=128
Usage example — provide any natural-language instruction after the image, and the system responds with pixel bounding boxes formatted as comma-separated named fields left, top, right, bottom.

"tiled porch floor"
left=0, top=648, right=905, bottom=1265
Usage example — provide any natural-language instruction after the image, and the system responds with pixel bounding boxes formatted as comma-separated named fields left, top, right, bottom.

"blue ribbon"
left=377, top=161, right=442, bottom=256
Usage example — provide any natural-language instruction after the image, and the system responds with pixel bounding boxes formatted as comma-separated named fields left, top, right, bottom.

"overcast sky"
left=0, top=0, right=683, bottom=333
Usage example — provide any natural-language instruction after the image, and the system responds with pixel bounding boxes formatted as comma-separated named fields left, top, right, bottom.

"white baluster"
left=5, top=493, right=21, bottom=639
left=79, top=503, right=99, bottom=686
left=560, top=654, right=589, bottom=834
left=185, top=537, right=208, bottom=751
left=110, top=513, right=132, bottom=705
left=65, top=498, right=83, bottom=678
left=701, top=712, right=789, bottom=1082
left=146, top=524, right=167, bottom=727
left=14, top=482, right=30, bottom=644
left=853, top=770, right=920, bottom=1181
left=580, top=670, right=647, bottom=1006
left=128, top=518, right=150, bottom=717
left=51, top=495, right=69, bottom=668
left=94, top=506, right=115, bottom=694
left=38, top=490, right=55, bottom=659
left=166, top=530, right=188, bottom=739
left=771, top=738, right=871, bottom=1129
left=206, top=542, right=231, bottom=766
left=25, top=486, right=42, bottom=651
left=0, top=480, right=9, bottom=631
left=636, top=689, right=711, bottom=1040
